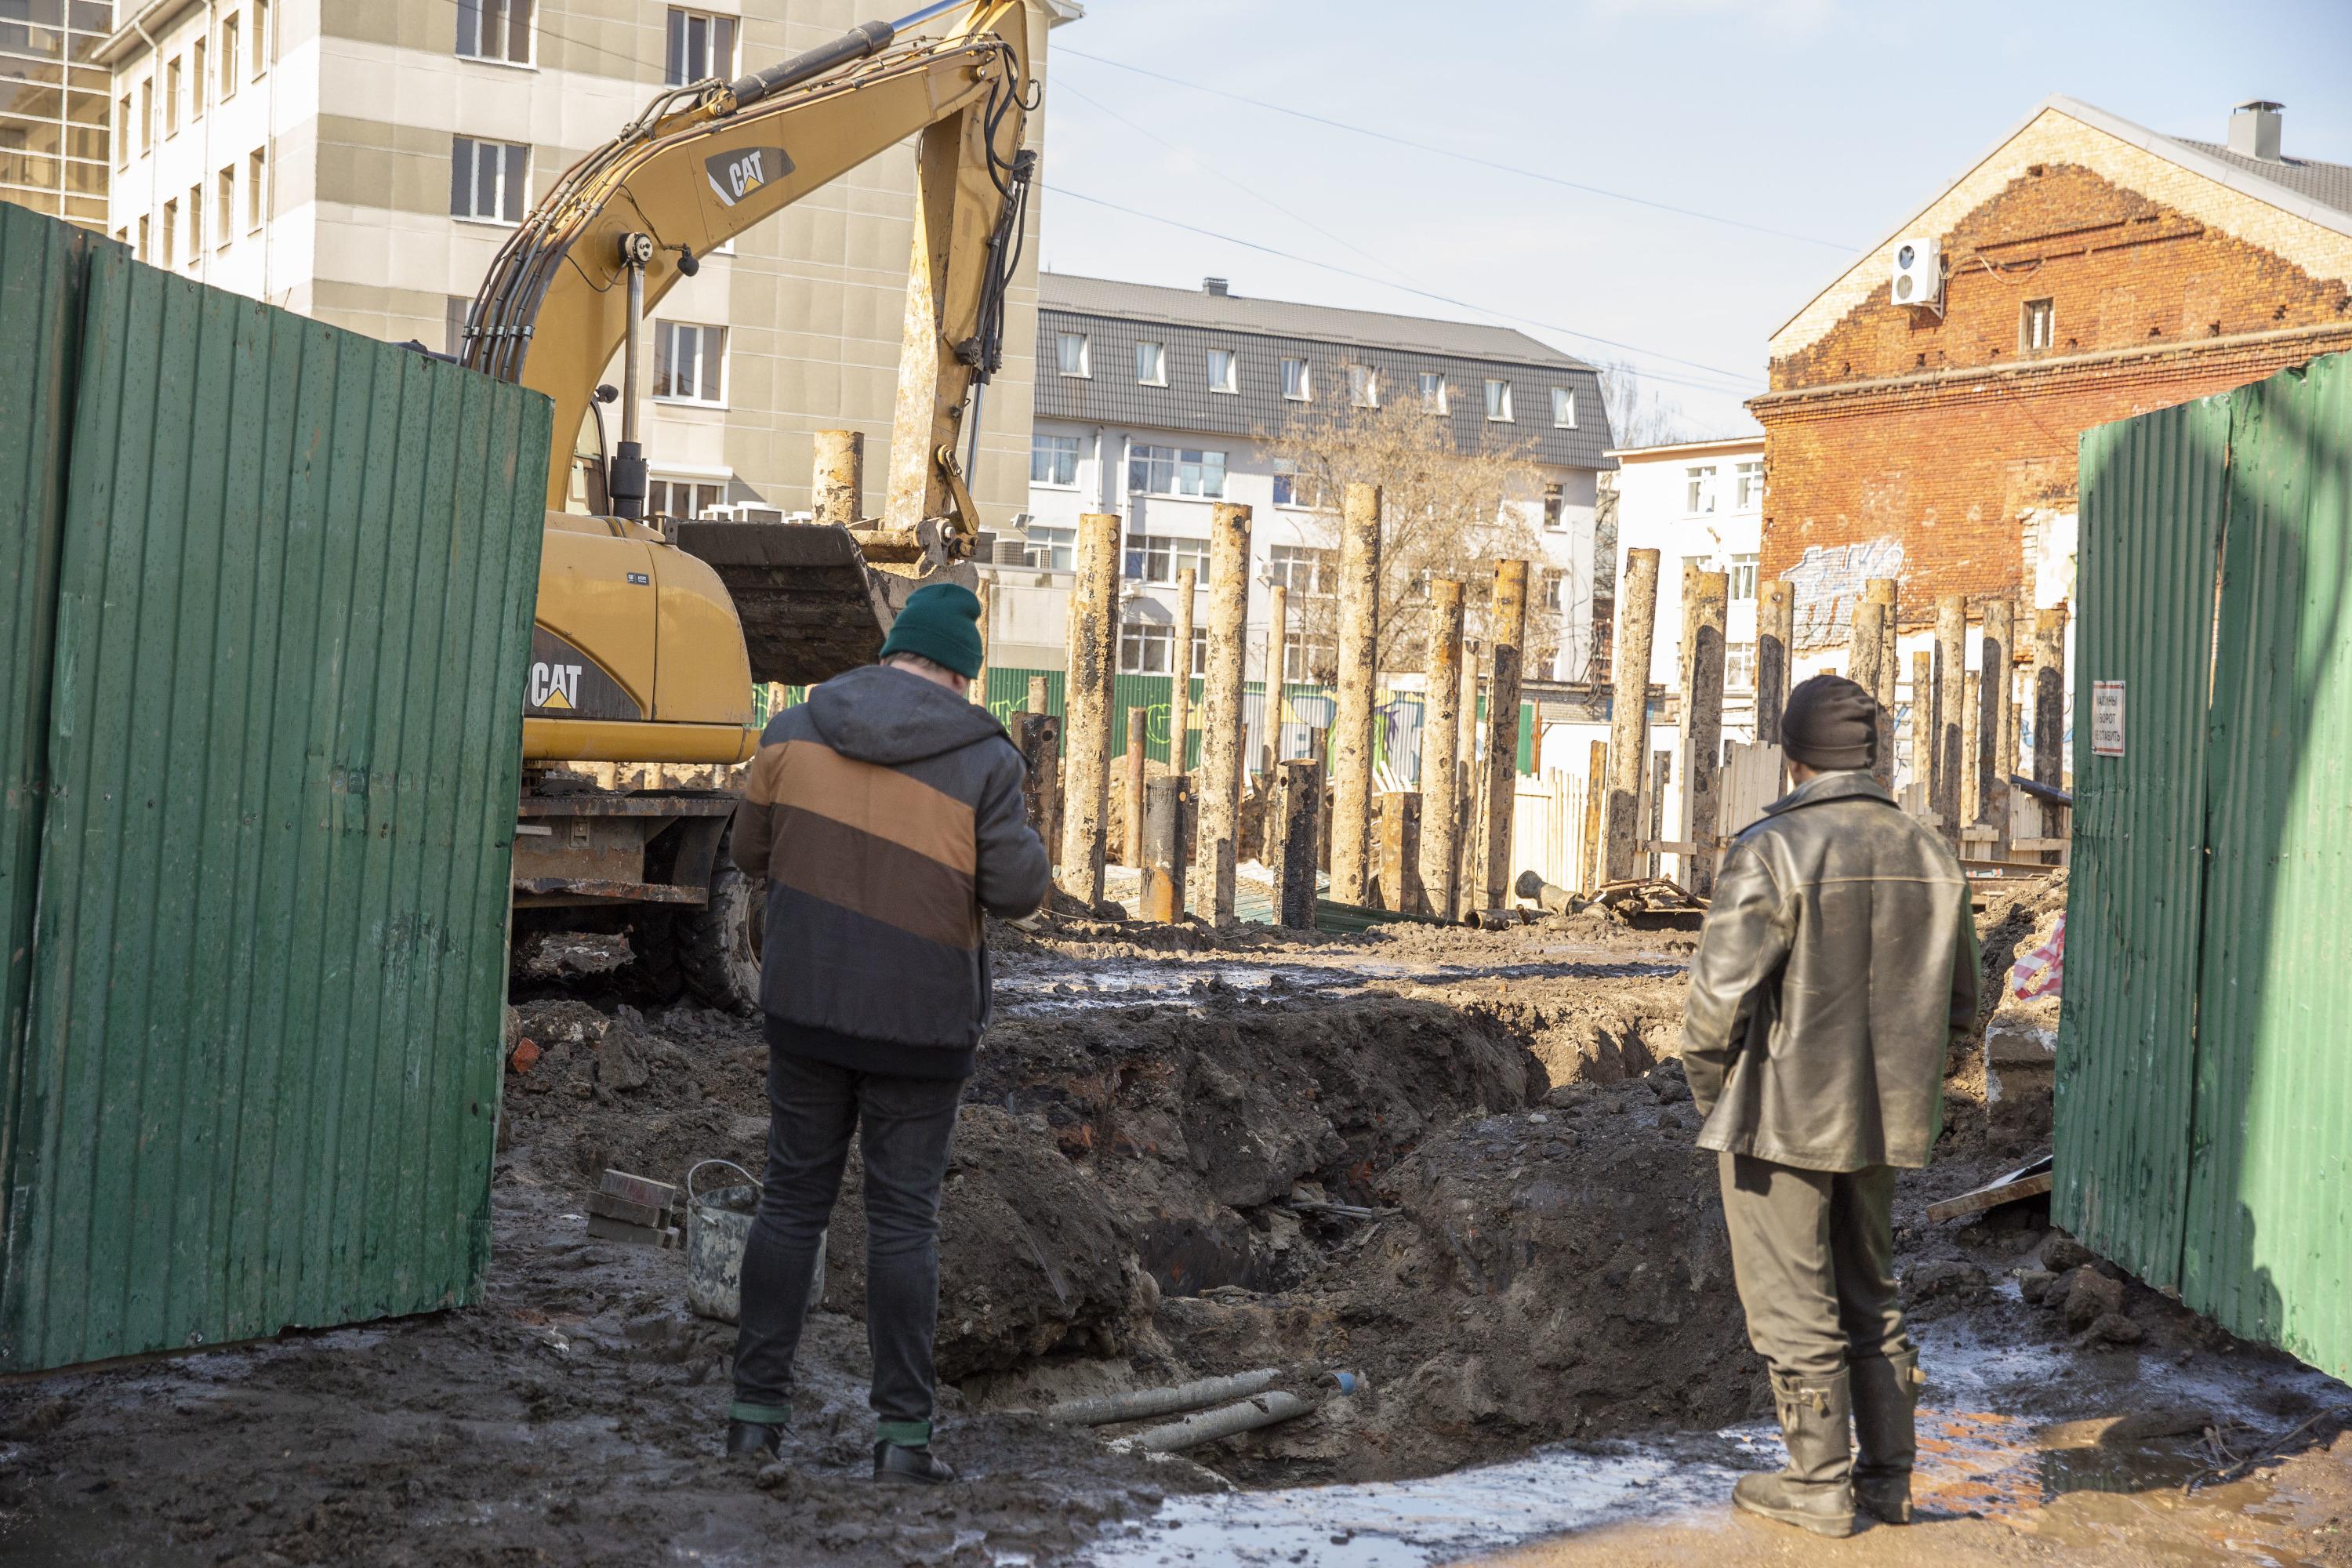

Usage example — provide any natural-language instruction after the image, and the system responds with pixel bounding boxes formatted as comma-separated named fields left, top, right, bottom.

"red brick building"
left=1752, top=97, right=2352, bottom=652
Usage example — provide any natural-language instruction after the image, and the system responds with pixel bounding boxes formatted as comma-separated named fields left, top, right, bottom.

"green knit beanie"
left=879, top=583, right=985, bottom=678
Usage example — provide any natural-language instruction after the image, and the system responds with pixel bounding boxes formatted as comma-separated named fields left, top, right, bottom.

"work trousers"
left=731, top=1049, right=965, bottom=1441
left=1718, top=1152, right=1909, bottom=1382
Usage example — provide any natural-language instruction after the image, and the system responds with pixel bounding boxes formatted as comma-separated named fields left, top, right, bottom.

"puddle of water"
left=1086, top=1437, right=1748, bottom=1568
left=1087, top=1316, right=2341, bottom=1566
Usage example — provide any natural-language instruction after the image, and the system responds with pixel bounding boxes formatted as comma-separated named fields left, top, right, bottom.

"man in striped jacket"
left=721, top=583, right=1049, bottom=1483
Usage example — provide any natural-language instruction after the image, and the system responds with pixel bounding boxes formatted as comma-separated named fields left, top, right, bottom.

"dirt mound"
left=821, top=1105, right=1143, bottom=1379
left=971, top=993, right=1544, bottom=1297
left=1140, top=1060, right=1755, bottom=1484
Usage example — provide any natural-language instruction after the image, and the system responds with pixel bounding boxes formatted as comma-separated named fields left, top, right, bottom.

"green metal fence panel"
left=0, top=246, right=554, bottom=1372
left=0, top=207, right=100, bottom=1276
left=2056, top=391, right=2232, bottom=1289
left=2183, top=354, right=2352, bottom=1378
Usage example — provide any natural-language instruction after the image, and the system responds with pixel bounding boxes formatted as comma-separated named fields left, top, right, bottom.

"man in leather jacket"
left=1682, top=673, right=1979, bottom=1537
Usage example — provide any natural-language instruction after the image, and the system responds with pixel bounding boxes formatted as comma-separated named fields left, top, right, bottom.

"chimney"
left=1203, top=277, right=1229, bottom=296
left=2228, top=100, right=2284, bottom=162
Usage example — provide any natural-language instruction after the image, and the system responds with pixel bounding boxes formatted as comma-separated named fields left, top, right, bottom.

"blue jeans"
left=730, top=1044, right=965, bottom=1445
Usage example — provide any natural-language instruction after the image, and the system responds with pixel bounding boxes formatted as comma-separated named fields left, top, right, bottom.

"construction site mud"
left=5, top=879, right=2348, bottom=1566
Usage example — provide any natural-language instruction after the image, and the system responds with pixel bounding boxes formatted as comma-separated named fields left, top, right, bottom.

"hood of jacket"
left=805, top=663, right=1010, bottom=766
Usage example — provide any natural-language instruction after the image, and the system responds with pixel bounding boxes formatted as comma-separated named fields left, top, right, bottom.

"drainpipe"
left=131, top=15, right=160, bottom=260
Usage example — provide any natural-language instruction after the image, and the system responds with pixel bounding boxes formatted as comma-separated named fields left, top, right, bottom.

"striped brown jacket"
left=730, top=665, right=1049, bottom=1063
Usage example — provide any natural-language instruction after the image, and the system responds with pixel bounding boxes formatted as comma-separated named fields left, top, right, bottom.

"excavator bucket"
left=673, top=518, right=979, bottom=688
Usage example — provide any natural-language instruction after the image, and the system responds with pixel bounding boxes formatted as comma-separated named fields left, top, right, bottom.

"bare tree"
left=1595, top=358, right=1693, bottom=449
left=1261, top=401, right=1557, bottom=678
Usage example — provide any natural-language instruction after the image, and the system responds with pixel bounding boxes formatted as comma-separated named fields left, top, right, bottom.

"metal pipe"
left=1117, top=1374, right=1360, bottom=1455
left=622, top=252, right=644, bottom=447
left=1045, top=1368, right=1283, bottom=1427
left=728, top=18, right=897, bottom=111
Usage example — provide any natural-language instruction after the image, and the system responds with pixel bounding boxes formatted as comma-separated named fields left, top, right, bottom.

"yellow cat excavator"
left=459, top=0, right=1036, bottom=1009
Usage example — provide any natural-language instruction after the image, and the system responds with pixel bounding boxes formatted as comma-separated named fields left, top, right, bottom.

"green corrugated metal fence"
left=0, top=206, right=95, bottom=1276
left=0, top=223, right=554, bottom=1372
left=2060, top=351, right=2352, bottom=1378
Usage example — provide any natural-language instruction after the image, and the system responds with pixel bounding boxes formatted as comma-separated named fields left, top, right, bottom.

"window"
left=1542, top=483, right=1563, bottom=531
left=653, top=321, right=726, bottom=403
left=1134, top=340, right=1166, bottom=386
left=136, top=214, right=148, bottom=262
left=1268, top=544, right=1335, bottom=597
left=191, top=38, right=206, bottom=118
left=252, top=0, right=270, bottom=81
left=1418, top=372, right=1446, bottom=413
left=1186, top=626, right=1207, bottom=678
left=115, top=93, right=129, bottom=167
left=1272, top=457, right=1317, bottom=510
left=216, top=165, right=234, bottom=251
left=162, top=197, right=177, bottom=268
left=1733, top=459, right=1764, bottom=510
left=1726, top=642, right=1757, bottom=692
left=1551, top=387, right=1576, bottom=428
left=1684, top=464, right=1718, bottom=515
left=457, top=0, right=535, bottom=64
left=1206, top=347, right=1236, bottom=394
left=165, top=57, right=180, bottom=136
left=2022, top=297, right=2055, bottom=353
left=185, top=183, right=201, bottom=268
left=1120, top=621, right=1178, bottom=675
left=247, top=147, right=265, bottom=230
left=1540, top=568, right=1565, bottom=612
left=1025, top=526, right=1076, bottom=571
left=1728, top=554, right=1759, bottom=601
left=1280, top=357, right=1310, bottom=401
left=647, top=477, right=725, bottom=521
left=1348, top=365, right=1377, bottom=408
left=1484, top=377, right=1512, bottom=422
left=1055, top=331, right=1089, bottom=378
left=449, top=136, right=528, bottom=223
left=1127, top=444, right=1225, bottom=499
left=1029, top=433, right=1080, bottom=487
left=219, top=15, right=239, bottom=100
left=665, top=8, right=738, bottom=85
left=138, top=76, right=152, bottom=154
left=1123, top=532, right=1208, bottom=586
left=445, top=296, right=473, bottom=356
left=1283, top=631, right=1337, bottom=683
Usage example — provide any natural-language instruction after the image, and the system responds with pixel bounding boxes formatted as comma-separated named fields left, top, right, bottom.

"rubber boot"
left=725, top=1420, right=784, bottom=1458
left=874, top=1439, right=956, bottom=1485
left=1733, top=1368, right=1857, bottom=1538
left=1850, top=1346, right=1925, bottom=1524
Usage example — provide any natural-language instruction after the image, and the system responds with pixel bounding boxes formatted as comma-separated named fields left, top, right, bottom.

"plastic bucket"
left=684, top=1159, right=825, bottom=1324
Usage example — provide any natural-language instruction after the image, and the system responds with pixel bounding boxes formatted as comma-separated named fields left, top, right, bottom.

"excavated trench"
left=500, top=914, right=1755, bottom=1491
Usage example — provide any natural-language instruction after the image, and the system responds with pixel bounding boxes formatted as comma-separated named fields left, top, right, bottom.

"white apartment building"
left=1607, top=434, right=1767, bottom=741
left=984, top=274, right=1614, bottom=684
left=96, top=0, right=1073, bottom=525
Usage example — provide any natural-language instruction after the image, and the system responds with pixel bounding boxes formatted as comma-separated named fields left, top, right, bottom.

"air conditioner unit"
left=1890, top=237, right=1941, bottom=309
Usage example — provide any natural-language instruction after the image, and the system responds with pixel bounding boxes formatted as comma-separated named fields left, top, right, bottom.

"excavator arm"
left=466, top=0, right=1035, bottom=526
left=458, top=2, right=1036, bottom=757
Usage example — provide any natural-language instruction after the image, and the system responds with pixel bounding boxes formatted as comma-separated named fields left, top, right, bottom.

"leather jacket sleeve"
left=1682, top=840, right=1794, bottom=1119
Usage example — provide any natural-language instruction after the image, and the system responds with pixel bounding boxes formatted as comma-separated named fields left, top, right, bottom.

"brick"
left=588, top=1190, right=671, bottom=1229
left=599, top=1169, right=679, bottom=1212
left=1754, top=158, right=2352, bottom=642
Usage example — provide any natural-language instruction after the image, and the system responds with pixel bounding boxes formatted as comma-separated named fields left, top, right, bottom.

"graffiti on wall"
left=1780, top=538, right=1906, bottom=648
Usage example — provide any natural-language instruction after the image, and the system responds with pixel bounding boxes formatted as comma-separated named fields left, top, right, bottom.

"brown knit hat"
left=1781, top=674, right=1879, bottom=771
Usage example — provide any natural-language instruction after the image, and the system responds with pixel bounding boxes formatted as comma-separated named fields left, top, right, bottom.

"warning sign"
left=2091, top=681, right=2126, bottom=757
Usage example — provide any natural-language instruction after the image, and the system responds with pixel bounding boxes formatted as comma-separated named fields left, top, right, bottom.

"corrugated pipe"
left=1044, top=1368, right=1283, bottom=1427
left=1116, top=1372, right=1362, bottom=1455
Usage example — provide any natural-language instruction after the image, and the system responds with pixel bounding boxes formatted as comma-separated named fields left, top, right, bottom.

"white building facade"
left=1607, top=435, right=1767, bottom=742
left=985, top=274, right=1613, bottom=684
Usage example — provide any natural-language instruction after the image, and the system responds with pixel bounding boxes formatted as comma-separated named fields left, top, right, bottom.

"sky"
left=1029, top=0, right=2352, bottom=440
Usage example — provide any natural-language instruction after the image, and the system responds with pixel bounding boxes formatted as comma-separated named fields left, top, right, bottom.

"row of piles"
left=1597, top=547, right=2068, bottom=895
left=1014, top=491, right=1530, bottom=928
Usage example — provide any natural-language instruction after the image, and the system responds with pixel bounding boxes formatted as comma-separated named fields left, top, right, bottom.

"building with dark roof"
left=985, top=273, right=1615, bottom=685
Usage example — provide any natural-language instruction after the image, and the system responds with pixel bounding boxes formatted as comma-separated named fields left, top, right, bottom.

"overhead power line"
left=1044, top=185, right=1766, bottom=394
left=1056, top=46, right=1856, bottom=253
